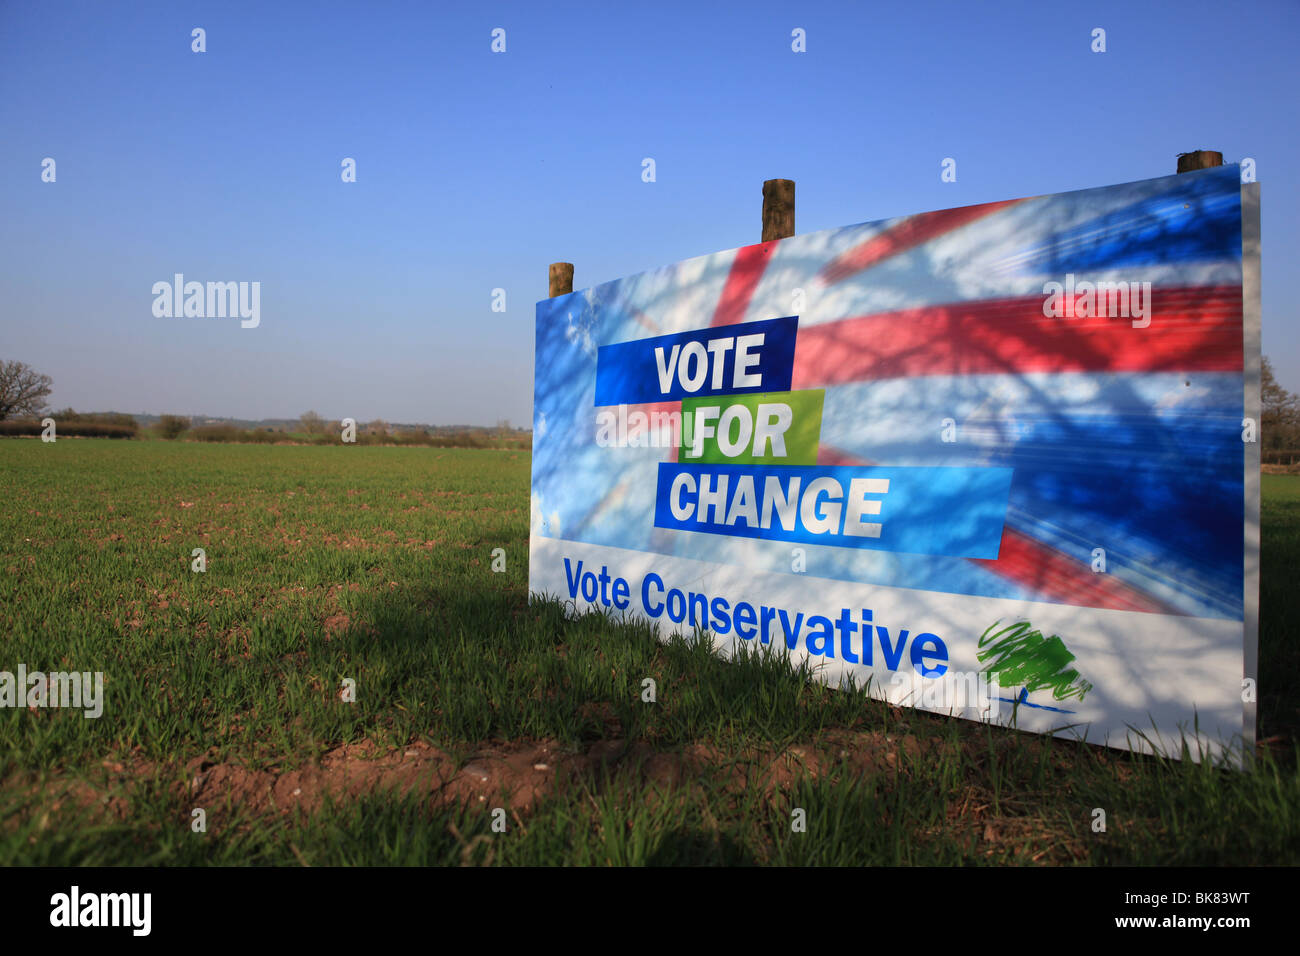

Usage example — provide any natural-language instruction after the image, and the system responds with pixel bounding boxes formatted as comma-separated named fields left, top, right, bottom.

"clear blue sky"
left=2, top=0, right=1296, bottom=426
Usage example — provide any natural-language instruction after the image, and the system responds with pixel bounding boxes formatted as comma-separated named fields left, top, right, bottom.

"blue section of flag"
left=818, top=373, right=1245, bottom=617
left=1013, top=166, right=1242, bottom=274
left=594, top=315, right=798, bottom=406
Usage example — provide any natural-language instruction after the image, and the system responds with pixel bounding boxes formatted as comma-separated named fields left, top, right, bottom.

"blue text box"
left=594, top=316, right=798, bottom=406
left=653, top=462, right=1013, bottom=559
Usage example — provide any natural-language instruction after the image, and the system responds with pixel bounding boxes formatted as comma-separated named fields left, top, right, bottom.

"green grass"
left=0, top=440, right=1296, bottom=865
left=1261, top=474, right=1300, bottom=746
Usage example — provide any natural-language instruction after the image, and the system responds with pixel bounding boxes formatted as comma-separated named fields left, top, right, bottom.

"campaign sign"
left=531, top=166, right=1261, bottom=766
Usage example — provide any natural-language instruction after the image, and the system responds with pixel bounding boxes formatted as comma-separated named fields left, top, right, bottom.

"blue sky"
left=2, top=0, right=1296, bottom=426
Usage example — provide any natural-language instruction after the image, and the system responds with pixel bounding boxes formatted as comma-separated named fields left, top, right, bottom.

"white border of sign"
left=1241, top=180, right=1262, bottom=766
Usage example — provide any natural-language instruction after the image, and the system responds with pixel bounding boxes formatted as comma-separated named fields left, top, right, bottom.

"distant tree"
left=157, top=415, right=189, bottom=440
left=365, top=419, right=389, bottom=436
left=299, top=410, right=325, bottom=435
left=0, top=360, right=53, bottom=421
left=1262, top=356, right=1300, bottom=449
left=47, top=407, right=136, bottom=428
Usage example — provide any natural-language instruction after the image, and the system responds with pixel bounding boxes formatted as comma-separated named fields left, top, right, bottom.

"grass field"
left=1, top=439, right=1297, bottom=865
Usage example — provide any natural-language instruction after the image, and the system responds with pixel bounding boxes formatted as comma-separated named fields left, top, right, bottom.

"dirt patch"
left=178, top=739, right=597, bottom=822
left=11, top=730, right=958, bottom=832
left=321, top=613, right=352, bottom=637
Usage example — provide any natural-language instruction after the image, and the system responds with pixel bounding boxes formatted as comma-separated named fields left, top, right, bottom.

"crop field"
left=0, top=439, right=1297, bottom=866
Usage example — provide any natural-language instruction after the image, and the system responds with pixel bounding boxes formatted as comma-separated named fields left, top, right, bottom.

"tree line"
left=0, top=360, right=526, bottom=447
left=5, top=355, right=1297, bottom=452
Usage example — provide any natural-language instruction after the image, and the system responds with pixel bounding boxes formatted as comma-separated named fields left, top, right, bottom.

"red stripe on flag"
left=710, top=201, right=1017, bottom=329
left=793, top=287, right=1242, bottom=387
left=972, top=526, right=1172, bottom=614
left=820, top=200, right=1021, bottom=285
left=712, top=242, right=780, bottom=327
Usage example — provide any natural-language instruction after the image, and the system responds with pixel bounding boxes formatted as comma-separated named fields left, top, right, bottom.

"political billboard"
left=531, top=165, right=1261, bottom=766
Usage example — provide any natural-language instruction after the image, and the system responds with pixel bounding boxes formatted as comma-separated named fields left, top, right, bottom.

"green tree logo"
left=978, top=620, right=1093, bottom=703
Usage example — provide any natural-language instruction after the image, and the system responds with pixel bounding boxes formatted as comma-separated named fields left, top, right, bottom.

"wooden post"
left=762, top=179, right=795, bottom=242
left=548, top=262, right=574, bottom=298
left=1176, top=150, right=1223, bottom=173
left=546, top=261, right=572, bottom=295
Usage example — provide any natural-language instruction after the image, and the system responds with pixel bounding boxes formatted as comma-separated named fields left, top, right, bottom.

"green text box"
left=680, top=389, right=824, bottom=465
